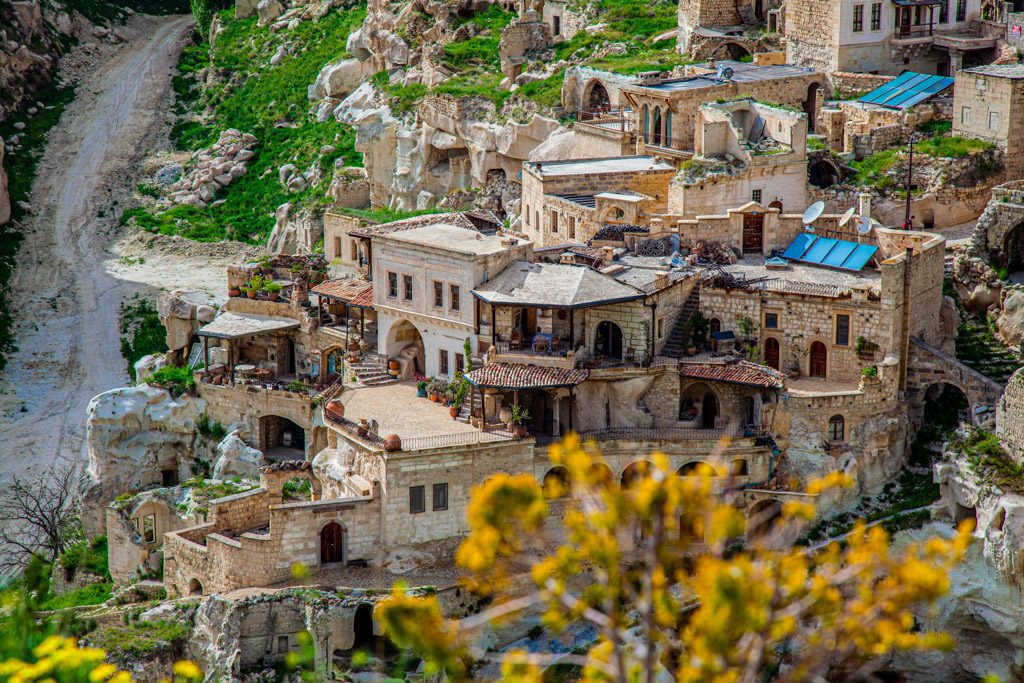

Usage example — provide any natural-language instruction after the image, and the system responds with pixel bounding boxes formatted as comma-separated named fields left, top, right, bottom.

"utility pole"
left=904, top=134, right=920, bottom=230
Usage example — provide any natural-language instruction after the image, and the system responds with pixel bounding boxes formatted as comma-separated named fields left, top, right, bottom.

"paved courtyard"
left=339, top=381, right=481, bottom=441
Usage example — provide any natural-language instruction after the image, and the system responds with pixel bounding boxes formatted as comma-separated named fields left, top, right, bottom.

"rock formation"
left=156, top=289, right=216, bottom=362
left=267, top=201, right=323, bottom=254
left=0, top=136, right=9, bottom=225
left=164, top=129, right=258, bottom=207
left=212, top=430, right=264, bottom=480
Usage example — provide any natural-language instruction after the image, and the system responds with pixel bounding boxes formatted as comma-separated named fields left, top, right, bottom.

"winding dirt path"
left=0, top=16, right=240, bottom=480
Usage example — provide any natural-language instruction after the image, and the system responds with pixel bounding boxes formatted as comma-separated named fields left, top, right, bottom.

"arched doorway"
left=588, top=462, right=615, bottom=488
left=808, top=158, right=839, bottom=188
left=386, top=319, right=425, bottom=377
left=764, top=337, right=780, bottom=370
left=321, top=522, right=345, bottom=564
left=804, top=83, right=822, bottom=133
left=709, top=318, right=721, bottom=337
left=594, top=321, right=623, bottom=360
left=586, top=80, right=610, bottom=112
left=323, top=346, right=345, bottom=377
left=652, top=108, right=663, bottom=146
left=543, top=466, right=571, bottom=498
left=1002, top=222, right=1024, bottom=273
left=621, top=461, right=653, bottom=489
left=352, top=603, right=374, bottom=650
left=188, top=578, right=203, bottom=596
left=715, top=43, right=751, bottom=61
left=809, top=341, right=827, bottom=378
left=702, top=392, right=719, bottom=428
left=678, top=461, right=714, bottom=477
left=747, top=499, right=783, bottom=541
left=259, top=415, right=306, bottom=459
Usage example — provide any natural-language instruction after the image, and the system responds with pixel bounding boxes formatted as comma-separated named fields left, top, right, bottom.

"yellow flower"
left=173, top=661, right=203, bottom=680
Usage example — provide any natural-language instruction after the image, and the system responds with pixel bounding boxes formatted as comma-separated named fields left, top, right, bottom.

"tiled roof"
left=679, top=361, right=785, bottom=389
left=349, top=212, right=475, bottom=237
left=313, top=278, right=374, bottom=308
left=465, top=363, right=589, bottom=390
left=473, top=261, right=643, bottom=308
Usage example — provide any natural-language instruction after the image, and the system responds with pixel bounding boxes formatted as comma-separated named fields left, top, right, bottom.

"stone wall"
left=953, top=67, right=1024, bottom=179
left=997, top=368, right=1024, bottom=462
left=783, top=0, right=842, bottom=74
left=560, top=67, right=641, bottom=113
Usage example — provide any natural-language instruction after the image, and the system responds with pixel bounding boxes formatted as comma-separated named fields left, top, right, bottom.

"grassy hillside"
left=124, top=6, right=365, bottom=242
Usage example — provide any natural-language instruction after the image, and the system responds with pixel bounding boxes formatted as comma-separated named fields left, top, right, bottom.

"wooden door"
left=809, top=341, right=827, bottom=378
left=764, top=337, right=780, bottom=370
left=702, top=393, right=718, bottom=429
left=320, top=522, right=344, bottom=564
left=742, top=214, right=764, bottom=254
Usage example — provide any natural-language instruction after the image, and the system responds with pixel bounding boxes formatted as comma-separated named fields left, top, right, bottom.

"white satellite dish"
left=856, top=215, right=872, bottom=235
left=839, top=206, right=857, bottom=227
left=802, top=201, right=826, bottom=226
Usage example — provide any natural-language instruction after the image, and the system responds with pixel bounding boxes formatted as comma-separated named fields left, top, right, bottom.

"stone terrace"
left=338, top=381, right=481, bottom=441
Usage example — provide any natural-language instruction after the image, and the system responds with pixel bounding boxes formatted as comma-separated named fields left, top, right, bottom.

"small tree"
left=191, top=0, right=213, bottom=41
left=378, top=435, right=971, bottom=682
left=0, top=458, right=84, bottom=574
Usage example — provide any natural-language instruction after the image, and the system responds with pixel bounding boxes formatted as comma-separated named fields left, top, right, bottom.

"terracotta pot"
left=388, top=360, right=400, bottom=371
left=450, top=405, right=460, bottom=419
left=430, top=394, right=440, bottom=403
left=383, top=434, right=402, bottom=451
left=347, top=341, right=360, bottom=353
left=512, top=424, right=528, bottom=438
left=357, top=418, right=369, bottom=437
left=498, top=405, right=513, bottom=424
left=246, top=290, right=257, bottom=299
left=268, top=292, right=279, bottom=302
left=228, top=288, right=241, bottom=297
left=326, top=400, right=344, bottom=419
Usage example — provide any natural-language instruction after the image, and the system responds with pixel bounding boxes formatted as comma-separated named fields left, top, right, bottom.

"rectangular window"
left=349, top=240, right=358, bottom=261
left=439, top=349, right=449, bottom=376
left=656, top=317, right=665, bottom=339
left=764, top=312, right=779, bottom=329
left=853, top=4, right=864, bottom=31
left=568, top=216, right=576, bottom=240
left=455, top=352, right=464, bottom=372
left=751, top=189, right=762, bottom=203
left=387, top=272, right=398, bottom=298
left=990, top=111, right=1001, bottom=130
left=525, top=206, right=530, bottom=227
left=870, top=2, right=881, bottom=29
left=835, top=314, right=851, bottom=346
left=403, top=274, right=413, bottom=301
left=433, top=483, right=448, bottom=511
left=535, top=210, right=540, bottom=230
left=433, top=280, right=444, bottom=308
left=161, top=469, right=177, bottom=486
left=956, top=0, right=965, bottom=21
left=143, top=514, right=156, bottom=544
left=551, top=211, right=559, bottom=233
left=450, top=284, right=460, bottom=311
left=409, top=485, right=425, bottom=514
left=961, top=106, right=972, bottom=125
left=278, top=636, right=289, bottom=654
left=553, top=14, right=561, bottom=35
left=939, top=0, right=948, bottom=22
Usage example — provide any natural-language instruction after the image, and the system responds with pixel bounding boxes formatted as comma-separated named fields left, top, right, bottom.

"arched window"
left=642, top=105, right=649, bottom=139
left=709, top=318, right=722, bottom=336
left=828, top=414, right=845, bottom=442
left=665, top=110, right=672, bottom=145
left=652, top=108, right=662, bottom=145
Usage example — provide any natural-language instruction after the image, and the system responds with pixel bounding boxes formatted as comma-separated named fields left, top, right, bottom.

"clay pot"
left=449, top=405, right=460, bottom=419
left=357, top=418, right=369, bottom=437
left=268, top=292, right=279, bottom=302
left=347, top=341, right=360, bottom=353
left=247, top=289, right=257, bottom=299
left=383, top=434, right=402, bottom=452
left=326, top=400, right=344, bottom=419
left=512, top=424, right=528, bottom=438
left=228, top=288, right=241, bottom=297
left=388, top=360, right=400, bottom=371
left=430, top=393, right=440, bottom=403
left=499, top=405, right=513, bottom=425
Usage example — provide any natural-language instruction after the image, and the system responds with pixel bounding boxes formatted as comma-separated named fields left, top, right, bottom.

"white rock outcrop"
left=157, top=289, right=216, bottom=355
left=133, top=352, right=168, bottom=384
left=267, top=202, right=323, bottom=254
left=212, top=430, right=264, bottom=480
left=308, top=57, right=363, bottom=101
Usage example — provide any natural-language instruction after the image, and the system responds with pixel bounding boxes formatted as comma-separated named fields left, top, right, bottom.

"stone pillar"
left=552, top=394, right=562, bottom=437
left=950, top=49, right=964, bottom=73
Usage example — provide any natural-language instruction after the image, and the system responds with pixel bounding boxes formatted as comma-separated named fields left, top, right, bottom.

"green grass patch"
left=149, top=365, right=195, bottom=397
left=914, top=134, right=993, bottom=159
left=40, top=583, right=113, bottom=612
left=58, top=537, right=111, bottom=582
left=89, top=619, right=191, bottom=663
left=339, top=205, right=447, bottom=223
left=119, top=294, right=168, bottom=380
left=955, top=312, right=1023, bottom=383
left=0, top=84, right=75, bottom=371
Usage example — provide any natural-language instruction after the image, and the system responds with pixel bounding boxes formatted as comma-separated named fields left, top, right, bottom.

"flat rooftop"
left=962, top=63, right=1024, bottom=80
left=380, top=223, right=522, bottom=256
left=339, top=382, right=482, bottom=441
left=717, top=257, right=880, bottom=298
left=630, top=61, right=818, bottom=93
left=528, top=156, right=675, bottom=177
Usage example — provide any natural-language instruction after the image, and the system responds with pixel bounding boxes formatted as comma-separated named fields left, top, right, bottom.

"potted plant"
left=449, top=401, right=461, bottom=419
left=417, top=380, right=429, bottom=398
left=510, top=404, right=530, bottom=438
left=228, top=285, right=241, bottom=297
left=682, top=319, right=696, bottom=356
left=691, top=311, right=710, bottom=350
left=263, top=280, right=283, bottom=301
left=861, top=365, right=880, bottom=384
left=855, top=336, right=879, bottom=360
left=248, top=274, right=265, bottom=298
left=243, top=286, right=257, bottom=300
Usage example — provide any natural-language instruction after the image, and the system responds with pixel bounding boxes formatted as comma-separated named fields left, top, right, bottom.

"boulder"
left=212, top=431, right=263, bottom=480
left=267, top=202, right=323, bottom=254
left=256, top=0, right=285, bottom=26
left=308, top=58, right=362, bottom=101
left=154, top=162, right=183, bottom=187
left=134, top=353, right=168, bottom=384
left=157, top=290, right=216, bottom=352
left=235, top=0, right=258, bottom=19
left=966, top=283, right=1000, bottom=313
left=997, top=289, right=1024, bottom=347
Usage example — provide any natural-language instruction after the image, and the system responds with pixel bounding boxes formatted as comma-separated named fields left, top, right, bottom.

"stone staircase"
left=660, top=288, right=701, bottom=358
left=457, top=357, right=485, bottom=422
left=349, top=353, right=397, bottom=387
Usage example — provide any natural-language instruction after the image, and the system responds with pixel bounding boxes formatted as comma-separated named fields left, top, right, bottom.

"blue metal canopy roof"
left=858, top=71, right=954, bottom=109
left=781, top=235, right=878, bottom=272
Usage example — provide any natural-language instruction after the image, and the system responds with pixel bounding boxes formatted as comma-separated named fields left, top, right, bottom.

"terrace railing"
left=399, top=429, right=518, bottom=452
left=574, top=425, right=745, bottom=442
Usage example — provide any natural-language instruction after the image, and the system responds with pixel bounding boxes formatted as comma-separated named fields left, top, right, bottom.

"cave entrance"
left=808, top=158, right=839, bottom=188
left=1002, top=221, right=1024, bottom=278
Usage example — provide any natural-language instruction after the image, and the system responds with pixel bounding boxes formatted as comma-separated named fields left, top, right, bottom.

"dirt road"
left=0, top=15, right=246, bottom=480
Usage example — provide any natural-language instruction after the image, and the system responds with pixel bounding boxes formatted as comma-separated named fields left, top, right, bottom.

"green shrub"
left=58, top=537, right=110, bottom=581
left=89, top=620, right=191, bottom=663
left=196, top=413, right=228, bottom=441
left=40, top=583, right=113, bottom=611
left=149, top=366, right=196, bottom=397
left=119, top=295, right=168, bottom=380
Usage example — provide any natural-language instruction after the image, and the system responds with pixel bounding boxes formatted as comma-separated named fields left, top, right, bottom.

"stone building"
left=785, top=0, right=995, bottom=76
left=817, top=95, right=952, bottom=158
left=519, top=156, right=677, bottom=247
left=666, top=99, right=810, bottom=218
left=676, top=0, right=782, bottom=58
left=952, top=63, right=1024, bottom=178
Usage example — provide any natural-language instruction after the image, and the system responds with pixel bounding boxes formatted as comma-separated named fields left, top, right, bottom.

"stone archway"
left=259, top=415, right=306, bottom=459
left=809, top=341, right=827, bottom=378
left=543, top=466, right=571, bottom=498
left=804, top=82, right=823, bottom=133
left=808, top=158, right=839, bottom=188
left=1002, top=222, right=1024, bottom=273
left=621, top=460, right=654, bottom=489
left=678, top=461, right=715, bottom=477
left=594, top=320, right=623, bottom=360
left=188, top=578, right=204, bottom=596
left=386, top=318, right=425, bottom=377
left=747, top=499, right=782, bottom=541
left=712, top=42, right=752, bottom=61
left=585, top=79, right=611, bottom=112
left=320, top=522, right=345, bottom=564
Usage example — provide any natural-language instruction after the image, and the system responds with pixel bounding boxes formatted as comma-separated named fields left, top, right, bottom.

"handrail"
left=399, top=429, right=518, bottom=451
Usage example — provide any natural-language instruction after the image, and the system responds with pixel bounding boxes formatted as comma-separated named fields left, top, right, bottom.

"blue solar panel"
left=803, top=237, right=839, bottom=264
left=781, top=234, right=816, bottom=260
left=858, top=71, right=953, bottom=110
left=822, top=240, right=857, bottom=268
left=840, top=244, right=878, bottom=271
